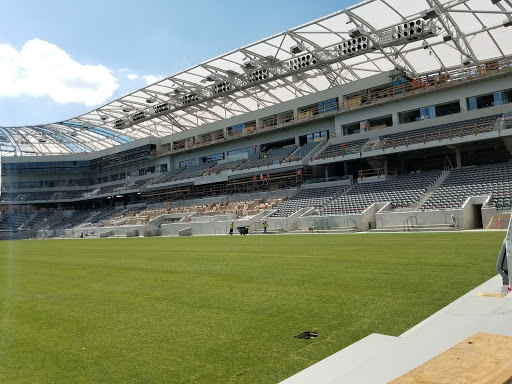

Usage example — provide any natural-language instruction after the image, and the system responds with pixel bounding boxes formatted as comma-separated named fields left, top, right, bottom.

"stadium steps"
left=369, top=224, right=459, bottom=233
left=413, top=169, right=452, bottom=209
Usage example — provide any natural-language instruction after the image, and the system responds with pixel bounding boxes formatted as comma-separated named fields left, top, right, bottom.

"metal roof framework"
left=1, top=0, right=512, bottom=157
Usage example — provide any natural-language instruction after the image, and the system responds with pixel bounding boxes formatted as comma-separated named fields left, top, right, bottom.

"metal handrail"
left=403, top=215, right=418, bottom=232
left=444, top=214, right=460, bottom=228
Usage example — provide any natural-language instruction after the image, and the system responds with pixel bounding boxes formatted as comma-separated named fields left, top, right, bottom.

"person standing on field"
left=263, top=219, right=268, bottom=234
left=229, top=221, right=234, bottom=235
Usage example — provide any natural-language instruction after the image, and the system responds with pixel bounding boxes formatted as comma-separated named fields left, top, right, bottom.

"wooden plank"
left=389, top=333, right=512, bottom=384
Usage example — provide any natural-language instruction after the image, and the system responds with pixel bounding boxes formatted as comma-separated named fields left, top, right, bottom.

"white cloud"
left=0, top=39, right=119, bottom=106
left=142, top=74, right=163, bottom=85
left=127, top=73, right=139, bottom=80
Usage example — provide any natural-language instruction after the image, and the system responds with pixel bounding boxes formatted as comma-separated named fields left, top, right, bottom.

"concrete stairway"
left=413, top=169, right=452, bottom=209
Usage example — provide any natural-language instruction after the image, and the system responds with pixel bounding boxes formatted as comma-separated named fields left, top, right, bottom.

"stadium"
left=1, top=0, right=512, bottom=383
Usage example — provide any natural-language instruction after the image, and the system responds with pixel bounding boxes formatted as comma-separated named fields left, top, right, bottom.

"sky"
left=0, top=0, right=357, bottom=127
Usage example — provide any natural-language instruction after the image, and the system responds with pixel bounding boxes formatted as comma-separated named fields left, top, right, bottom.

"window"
left=399, top=109, right=421, bottom=124
left=435, top=101, right=460, bottom=117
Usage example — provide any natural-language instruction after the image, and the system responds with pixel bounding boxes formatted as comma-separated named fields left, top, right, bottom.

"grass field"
left=0, top=232, right=504, bottom=383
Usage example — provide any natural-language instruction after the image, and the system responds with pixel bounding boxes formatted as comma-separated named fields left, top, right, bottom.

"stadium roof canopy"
left=2, top=0, right=512, bottom=157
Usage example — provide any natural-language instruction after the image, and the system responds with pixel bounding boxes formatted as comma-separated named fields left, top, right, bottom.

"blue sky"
left=0, top=0, right=356, bottom=127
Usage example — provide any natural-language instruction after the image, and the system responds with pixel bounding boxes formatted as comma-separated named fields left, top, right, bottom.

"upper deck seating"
left=381, top=115, right=499, bottom=149
left=175, top=162, right=217, bottom=180
left=239, top=145, right=298, bottom=170
left=204, top=159, right=247, bottom=175
left=316, top=139, right=367, bottom=159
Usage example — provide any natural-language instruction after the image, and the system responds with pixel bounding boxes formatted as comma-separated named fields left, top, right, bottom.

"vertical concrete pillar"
left=343, top=162, right=349, bottom=177
left=455, top=147, right=462, bottom=169
left=392, top=112, right=399, bottom=127
left=459, top=98, right=466, bottom=113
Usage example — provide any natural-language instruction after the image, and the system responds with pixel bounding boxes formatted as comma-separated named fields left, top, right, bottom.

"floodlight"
left=492, top=0, right=501, bottom=4
left=290, top=44, right=304, bottom=54
left=421, top=8, right=438, bottom=20
left=504, top=19, right=512, bottom=27
left=463, top=59, right=471, bottom=66
left=443, top=35, right=452, bottom=42
left=349, top=27, right=364, bottom=38
left=122, top=107, right=132, bottom=112
left=146, top=98, right=156, bottom=104
left=242, top=61, right=255, bottom=70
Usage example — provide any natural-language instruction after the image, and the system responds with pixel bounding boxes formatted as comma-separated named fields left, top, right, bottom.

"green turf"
left=0, top=232, right=504, bottom=383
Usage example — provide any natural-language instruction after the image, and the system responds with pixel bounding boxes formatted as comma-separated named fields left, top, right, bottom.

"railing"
left=444, top=214, right=460, bottom=228
left=311, top=218, right=328, bottom=232
left=318, top=120, right=498, bottom=160
left=345, top=218, right=358, bottom=230
left=274, top=222, right=283, bottom=231
left=403, top=215, right=418, bottom=232
left=151, top=58, right=512, bottom=158
left=344, top=58, right=512, bottom=110
left=358, top=168, right=397, bottom=179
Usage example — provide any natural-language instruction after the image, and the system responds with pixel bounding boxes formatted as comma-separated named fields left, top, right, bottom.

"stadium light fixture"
left=421, top=8, right=439, bottom=20
left=443, top=35, right=452, bottom=42
left=504, top=19, right=512, bottom=27
left=349, top=27, right=365, bottom=38
left=290, top=44, right=305, bottom=54
left=492, top=0, right=502, bottom=4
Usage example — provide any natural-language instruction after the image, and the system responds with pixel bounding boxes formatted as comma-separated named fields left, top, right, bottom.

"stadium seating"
left=270, top=185, right=349, bottom=217
left=0, top=212, right=33, bottom=232
left=381, top=115, right=500, bottom=149
left=320, top=171, right=441, bottom=215
left=239, top=145, right=298, bottom=170
left=316, top=115, right=499, bottom=160
left=423, top=162, right=512, bottom=210
left=204, top=159, right=247, bottom=175
left=175, top=162, right=217, bottom=180
left=317, top=139, right=367, bottom=159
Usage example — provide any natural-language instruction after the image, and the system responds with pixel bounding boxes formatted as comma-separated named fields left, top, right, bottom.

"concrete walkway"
left=280, top=274, right=511, bottom=383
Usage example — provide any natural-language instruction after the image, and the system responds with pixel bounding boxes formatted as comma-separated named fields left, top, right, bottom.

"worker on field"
left=244, top=225, right=248, bottom=235
left=229, top=221, right=234, bottom=235
left=263, top=219, right=268, bottom=234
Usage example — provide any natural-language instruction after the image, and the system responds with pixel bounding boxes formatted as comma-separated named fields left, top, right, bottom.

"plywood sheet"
left=389, top=332, right=512, bottom=384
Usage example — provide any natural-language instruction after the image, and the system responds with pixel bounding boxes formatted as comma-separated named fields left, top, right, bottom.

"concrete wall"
left=299, top=213, right=362, bottom=231
left=376, top=208, right=463, bottom=228
left=160, top=210, right=273, bottom=236
left=267, top=207, right=312, bottom=232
